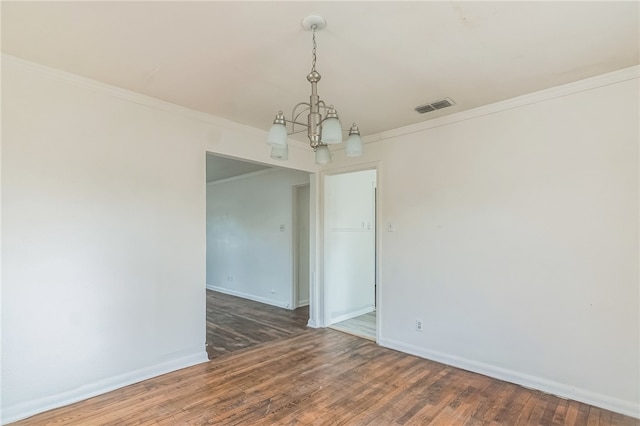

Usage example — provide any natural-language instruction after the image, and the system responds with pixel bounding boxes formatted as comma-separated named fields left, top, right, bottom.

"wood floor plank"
left=206, top=290, right=309, bottom=359
left=494, top=385, right=531, bottom=424
left=11, top=295, right=640, bottom=426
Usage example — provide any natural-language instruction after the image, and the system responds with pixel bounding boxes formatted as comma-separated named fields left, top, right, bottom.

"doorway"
left=323, top=169, right=377, bottom=341
left=204, top=153, right=312, bottom=358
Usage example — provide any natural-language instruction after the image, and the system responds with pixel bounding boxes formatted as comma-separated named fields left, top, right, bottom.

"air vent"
left=415, top=98, right=456, bottom=114
left=415, top=104, right=435, bottom=114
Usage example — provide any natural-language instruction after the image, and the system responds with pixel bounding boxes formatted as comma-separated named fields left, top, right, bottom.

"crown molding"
left=362, top=65, right=640, bottom=145
left=4, top=54, right=637, bottom=151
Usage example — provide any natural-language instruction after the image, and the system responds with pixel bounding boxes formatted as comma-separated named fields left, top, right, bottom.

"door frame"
left=316, top=161, right=382, bottom=343
left=292, top=183, right=311, bottom=309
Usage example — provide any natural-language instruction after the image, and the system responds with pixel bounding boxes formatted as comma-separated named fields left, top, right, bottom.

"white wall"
left=324, top=170, right=376, bottom=324
left=206, top=168, right=310, bottom=308
left=0, top=55, right=317, bottom=424
left=328, top=67, right=639, bottom=417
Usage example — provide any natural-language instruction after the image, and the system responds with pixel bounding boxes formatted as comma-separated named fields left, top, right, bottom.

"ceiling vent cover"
left=415, top=98, right=455, bottom=114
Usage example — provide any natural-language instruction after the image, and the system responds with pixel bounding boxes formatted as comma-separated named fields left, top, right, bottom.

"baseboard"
left=307, top=319, right=319, bottom=328
left=378, top=337, right=639, bottom=419
left=296, top=298, right=309, bottom=307
left=329, top=306, right=375, bottom=325
left=207, top=285, right=290, bottom=309
left=2, top=350, right=209, bottom=425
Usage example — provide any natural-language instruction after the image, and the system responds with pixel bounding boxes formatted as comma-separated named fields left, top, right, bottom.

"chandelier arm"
left=291, top=102, right=311, bottom=120
left=287, top=128, right=310, bottom=136
left=292, top=109, right=310, bottom=125
left=284, top=119, right=309, bottom=128
left=284, top=118, right=309, bottom=135
left=290, top=102, right=311, bottom=134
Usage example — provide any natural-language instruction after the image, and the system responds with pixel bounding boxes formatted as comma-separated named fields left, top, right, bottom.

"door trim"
left=317, top=161, right=382, bottom=343
left=292, top=183, right=310, bottom=309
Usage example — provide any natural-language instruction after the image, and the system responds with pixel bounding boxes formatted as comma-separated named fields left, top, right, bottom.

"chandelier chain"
left=311, top=24, right=317, bottom=72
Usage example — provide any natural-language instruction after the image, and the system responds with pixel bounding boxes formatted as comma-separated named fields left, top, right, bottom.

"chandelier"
left=267, top=15, right=363, bottom=165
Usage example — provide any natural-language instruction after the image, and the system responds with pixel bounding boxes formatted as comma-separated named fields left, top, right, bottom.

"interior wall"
left=0, top=55, right=317, bottom=424
left=205, top=168, right=310, bottom=308
left=328, top=68, right=639, bottom=416
left=324, top=169, right=376, bottom=324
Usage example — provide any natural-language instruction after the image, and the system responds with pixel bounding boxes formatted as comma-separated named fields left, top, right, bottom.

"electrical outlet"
left=415, top=319, right=423, bottom=332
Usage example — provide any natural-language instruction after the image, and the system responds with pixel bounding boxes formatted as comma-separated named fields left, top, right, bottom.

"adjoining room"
left=204, top=154, right=312, bottom=358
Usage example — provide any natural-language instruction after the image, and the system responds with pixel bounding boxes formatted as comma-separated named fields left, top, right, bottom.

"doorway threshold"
left=329, top=311, right=376, bottom=341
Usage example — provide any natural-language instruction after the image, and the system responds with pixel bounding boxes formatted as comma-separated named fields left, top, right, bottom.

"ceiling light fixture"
left=267, top=15, right=363, bottom=165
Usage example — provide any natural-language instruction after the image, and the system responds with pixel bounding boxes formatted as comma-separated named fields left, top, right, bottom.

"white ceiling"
left=2, top=1, right=638, bottom=139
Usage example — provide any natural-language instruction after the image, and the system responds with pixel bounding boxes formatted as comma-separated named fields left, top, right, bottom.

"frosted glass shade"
left=270, top=145, right=288, bottom=161
left=321, top=117, right=342, bottom=144
left=267, top=123, right=288, bottom=147
left=315, top=145, right=331, bottom=165
left=345, top=133, right=363, bottom=157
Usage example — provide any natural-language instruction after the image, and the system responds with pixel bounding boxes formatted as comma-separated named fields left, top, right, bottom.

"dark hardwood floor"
left=11, top=294, right=638, bottom=425
left=206, top=290, right=309, bottom=359
left=12, top=328, right=638, bottom=425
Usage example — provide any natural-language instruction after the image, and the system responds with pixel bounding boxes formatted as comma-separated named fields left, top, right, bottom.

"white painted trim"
left=322, top=161, right=382, bottom=177
left=329, top=306, right=375, bottom=326
left=378, top=337, right=640, bottom=419
left=307, top=175, right=321, bottom=329
left=358, top=65, right=640, bottom=146
left=206, top=285, right=290, bottom=309
left=1, top=350, right=208, bottom=424
left=205, top=167, right=280, bottom=186
left=291, top=183, right=312, bottom=312
left=315, top=173, right=327, bottom=328
left=319, top=161, right=382, bottom=344
left=374, top=162, right=383, bottom=346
